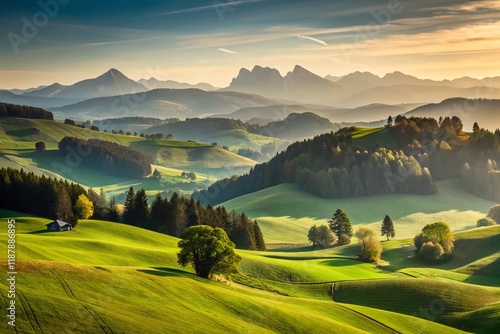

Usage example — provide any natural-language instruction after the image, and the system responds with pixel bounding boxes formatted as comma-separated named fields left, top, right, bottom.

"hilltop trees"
left=328, top=209, right=353, bottom=244
left=0, top=102, right=53, bottom=120
left=196, top=126, right=437, bottom=206
left=177, top=225, right=241, bottom=279
left=381, top=215, right=395, bottom=241
left=355, top=227, right=383, bottom=262
left=308, top=225, right=335, bottom=248
left=414, top=222, right=454, bottom=263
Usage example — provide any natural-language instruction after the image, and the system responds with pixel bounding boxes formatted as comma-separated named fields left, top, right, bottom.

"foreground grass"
left=0, top=212, right=479, bottom=333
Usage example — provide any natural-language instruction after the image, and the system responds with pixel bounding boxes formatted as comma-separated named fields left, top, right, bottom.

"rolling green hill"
left=130, top=139, right=256, bottom=170
left=220, top=179, right=495, bottom=244
left=0, top=211, right=471, bottom=334
left=0, top=117, right=257, bottom=199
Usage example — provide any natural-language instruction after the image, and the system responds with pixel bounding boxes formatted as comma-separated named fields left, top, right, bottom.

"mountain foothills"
left=2, top=65, right=500, bottom=334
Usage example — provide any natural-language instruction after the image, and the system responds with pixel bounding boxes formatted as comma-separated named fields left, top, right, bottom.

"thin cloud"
left=296, top=34, right=328, bottom=46
left=218, top=48, right=239, bottom=54
left=157, top=0, right=264, bottom=16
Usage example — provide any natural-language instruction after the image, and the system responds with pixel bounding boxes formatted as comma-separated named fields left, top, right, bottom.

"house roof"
left=46, top=220, right=71, bottom=227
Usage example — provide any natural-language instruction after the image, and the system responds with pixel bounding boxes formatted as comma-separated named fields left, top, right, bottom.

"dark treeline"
left=58, top=137, right=153, bottom=178
left=123, top=187, right=265, bottom=250
left=0, top=102, right=53, bottom=120
left=0, top=168, right=86, bottom=225
left=195, top=115, right=500, bottom=205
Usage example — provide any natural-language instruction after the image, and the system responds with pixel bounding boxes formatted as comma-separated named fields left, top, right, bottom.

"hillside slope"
left=0, top=213, right=467, bottom=334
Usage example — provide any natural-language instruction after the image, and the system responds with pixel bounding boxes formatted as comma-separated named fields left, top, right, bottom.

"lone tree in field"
left=381, top=215, right=395, bottom=241
left=74, top=194, right=94, bottom=219
left=35, top=141, right=46, bottom=151
left=355, top=227, right=383, bottom=262
left=328, top=209, right=353, bottom=244
left=308, top=225, right=335, bottom=248
left=177, top=225, right=241, bottom=279
left=414, top=222, right=454, bottom=263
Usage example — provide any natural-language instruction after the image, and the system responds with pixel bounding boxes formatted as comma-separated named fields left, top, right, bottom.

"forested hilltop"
left=195, top=115, right=500, bottom=205
left=58, top=136, right=153, bottom=178
left=0, top=102, right=53, bottom=120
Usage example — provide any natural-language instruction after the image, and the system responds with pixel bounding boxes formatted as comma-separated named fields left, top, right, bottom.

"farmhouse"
left=46, top=220, right=73, bottom=232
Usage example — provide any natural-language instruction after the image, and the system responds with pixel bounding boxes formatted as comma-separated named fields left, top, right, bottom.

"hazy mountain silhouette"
left=51, top=68, right=147, bottom=100
left=223, top=65, right=346, bottom=105
left=50, top=89, right=278, bottom=120
left=138, top=78, right=217, bottom=91
left=405, top=98, right=500, bottom=131
left=23, top=83, right=68, bottom=97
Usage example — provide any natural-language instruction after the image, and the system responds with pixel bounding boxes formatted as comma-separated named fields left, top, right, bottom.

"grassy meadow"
left=3, top=210, right=497, bottom=333
left=220, top=179, right=495, bottom=244
left=0, top=118, right=257, bottom=200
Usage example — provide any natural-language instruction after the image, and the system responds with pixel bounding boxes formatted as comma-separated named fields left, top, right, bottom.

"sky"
left=1, top=0, right=500, bottom=89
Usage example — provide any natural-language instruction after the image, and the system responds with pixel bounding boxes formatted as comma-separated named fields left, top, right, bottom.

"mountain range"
left=225, top=66, right=500, bottom=107
left=138, top=78, right=217, bottom=91
left=3, top=67, right=500, bottom=127
left=50, top=88, right=277, bottom=120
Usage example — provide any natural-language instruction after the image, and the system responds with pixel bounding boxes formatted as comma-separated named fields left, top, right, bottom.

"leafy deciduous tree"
left=177, top=225, right=241, bottom=279
left=74, top=194, right=94, bottom=220
left=355, top=227, right=383, bottom=262
left=308, top=225, right=335, bottom=248
left=414, top=222, right=454, bottom=263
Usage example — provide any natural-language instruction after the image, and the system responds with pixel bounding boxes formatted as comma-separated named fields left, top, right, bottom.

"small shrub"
left=418, top=241, right=444, bottom=263
left=363, top=237, right=383, bottom=262
left=477, top=217, right=496, bottom=227
left=338, top=234, right=351, bottom=245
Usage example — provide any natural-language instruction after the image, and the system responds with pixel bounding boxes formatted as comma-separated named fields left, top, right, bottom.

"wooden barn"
left=46, top=220, right=73, bottom=232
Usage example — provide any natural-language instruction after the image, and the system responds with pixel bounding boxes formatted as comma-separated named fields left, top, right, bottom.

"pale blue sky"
left=1, top=0, right=500, bottom=88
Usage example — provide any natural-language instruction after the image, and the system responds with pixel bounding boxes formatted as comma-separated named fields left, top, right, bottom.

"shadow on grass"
left=320, top=258, right=364, bottom=267
left=27, top=229, right=53, bottom=235
left=137, top=267, right=192, bottom=277
left=7, top=129, right=38, bottom=137
left=266, top=246, right=315, bottom=253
